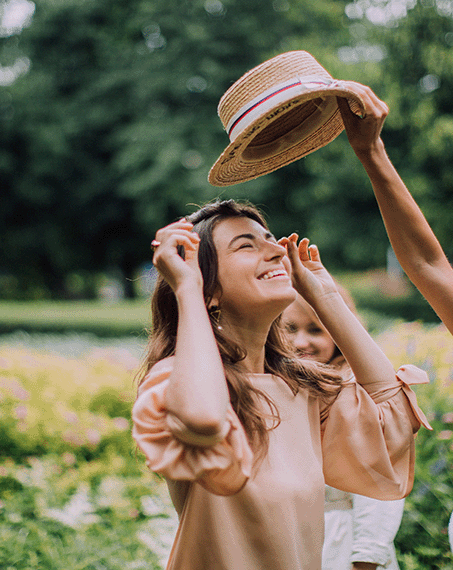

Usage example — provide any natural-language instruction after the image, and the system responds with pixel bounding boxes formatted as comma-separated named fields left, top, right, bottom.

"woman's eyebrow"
left=228, top=233, right=256, bottom=248
left=228, top=231, right=276, bottom=249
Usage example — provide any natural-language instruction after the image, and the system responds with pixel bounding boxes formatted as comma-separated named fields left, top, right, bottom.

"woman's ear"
left=208, top=296, right=220, bottom=310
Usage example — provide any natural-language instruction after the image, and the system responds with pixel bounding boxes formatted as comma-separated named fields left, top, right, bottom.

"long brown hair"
left=138, top=200, right=342, bottom=455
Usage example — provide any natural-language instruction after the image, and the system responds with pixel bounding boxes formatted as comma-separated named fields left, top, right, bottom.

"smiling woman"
left=132, top=199, right=430, bottom=570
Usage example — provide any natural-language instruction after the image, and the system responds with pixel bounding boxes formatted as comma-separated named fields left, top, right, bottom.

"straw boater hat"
left=208, top=50, right=366, bottom=187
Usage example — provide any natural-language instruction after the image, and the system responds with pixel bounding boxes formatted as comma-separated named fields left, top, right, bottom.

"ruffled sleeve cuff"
left=361, top=364, right=432, bottom=431
left=132, top=360, right=253, bottom=496
left=321, top=364, right=431, bottom=500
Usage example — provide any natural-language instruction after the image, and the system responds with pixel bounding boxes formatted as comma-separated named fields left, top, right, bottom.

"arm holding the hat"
left=337, top=87, right=453, bottom=336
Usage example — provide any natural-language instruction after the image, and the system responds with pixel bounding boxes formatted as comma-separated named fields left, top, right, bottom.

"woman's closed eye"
left=307, top=325, right=324, bottom=335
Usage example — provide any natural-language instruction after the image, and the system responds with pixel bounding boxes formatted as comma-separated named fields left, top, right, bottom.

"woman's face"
left=212, top=216, right=296, bottom=323
left=281, top=296, right=336, bottom=363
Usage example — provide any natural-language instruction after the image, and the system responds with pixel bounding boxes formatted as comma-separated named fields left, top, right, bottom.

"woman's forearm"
left=356, top=141, right=446, bottom=271
left=165, top=281, right=229, bottom=435
left=356, top=142, right=453, bottom=334
left=313, top=291, right=396, bottom=387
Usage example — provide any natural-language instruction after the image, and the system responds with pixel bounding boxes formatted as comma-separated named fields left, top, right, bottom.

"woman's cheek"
left=283, top=256, right=292, bottom=277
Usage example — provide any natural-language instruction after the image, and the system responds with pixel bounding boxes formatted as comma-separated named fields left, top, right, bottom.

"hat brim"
left=208, top=86, right=365, bottom=187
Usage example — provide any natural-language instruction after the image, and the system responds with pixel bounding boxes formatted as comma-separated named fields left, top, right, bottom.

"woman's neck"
left=223, top=319, right=270, bottom=374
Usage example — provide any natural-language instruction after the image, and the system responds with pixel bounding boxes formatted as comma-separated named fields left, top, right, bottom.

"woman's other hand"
left=279, top=234, right=337, bottom=308
left=337, top=82, right=389, bottom=157
left=152, top=219, right=202, bottom=293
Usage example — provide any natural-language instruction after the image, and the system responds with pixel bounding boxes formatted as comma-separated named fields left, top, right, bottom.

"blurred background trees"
left=0, top=0, right=452, bottom=300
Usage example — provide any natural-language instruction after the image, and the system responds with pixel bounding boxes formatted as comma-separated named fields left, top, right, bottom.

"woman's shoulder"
left=138, top=356, right=175, bottom=395
left=150, top=356, right=175, bottom=375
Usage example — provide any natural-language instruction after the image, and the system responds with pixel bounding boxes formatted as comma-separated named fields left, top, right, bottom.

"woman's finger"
left=297, top=238, right=311, bottom=262
left=284, top=236, right=301, bottom=265
left=155, top=227, right=200, bottom=250
left=336, top=85, right=389, bottom=129
left=152, top=234, right=198, bottom=264
left=339, top=81, right=389, bottom=115
left=155, top=219, right=195, bottom=240
left=308, top=244, right=321, bottom=263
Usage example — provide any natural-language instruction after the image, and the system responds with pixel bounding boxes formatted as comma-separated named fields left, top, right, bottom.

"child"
left=282, top=290, right=405, bottom=570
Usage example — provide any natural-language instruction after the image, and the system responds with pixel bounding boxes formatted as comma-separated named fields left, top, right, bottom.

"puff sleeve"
left=321, top=364, right=432, bottom=500
left=132, top=359, right=253, bottom=496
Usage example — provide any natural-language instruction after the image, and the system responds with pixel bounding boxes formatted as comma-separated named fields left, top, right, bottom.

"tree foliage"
left=1, top=0, right=452, bottom=297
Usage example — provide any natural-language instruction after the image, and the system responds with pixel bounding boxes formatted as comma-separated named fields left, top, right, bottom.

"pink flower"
left=14, top=405, right=27, bottom=420
left=442, top=413, right=453, bottom=424
left=62, top=410, right=79, bottom=424
left=62, top=430, right=84, bottom=447
left=113, top=417, right=129, bottom=431
left=86, top=429, right=101, bottom=445
left=437, top=430, right=453, bottom=440
left=62, top=452, right=76, bottom=466
left=0, top=377, right=30, bottom=401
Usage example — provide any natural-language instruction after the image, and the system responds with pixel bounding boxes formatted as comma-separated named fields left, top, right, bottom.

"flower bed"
left=0, top=324, right=452, bottom=568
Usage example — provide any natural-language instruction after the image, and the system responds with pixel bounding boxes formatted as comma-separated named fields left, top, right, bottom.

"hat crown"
left=218, top=51, right=332, bottom=130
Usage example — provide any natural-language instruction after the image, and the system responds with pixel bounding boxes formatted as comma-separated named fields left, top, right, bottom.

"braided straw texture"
left=209, top=105, right=342, bottom=186
left=218, top=51, right=332, bottom=128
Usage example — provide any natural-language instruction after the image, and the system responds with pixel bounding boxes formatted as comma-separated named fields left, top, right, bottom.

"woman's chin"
left=270, top=291, right=298, bottom=320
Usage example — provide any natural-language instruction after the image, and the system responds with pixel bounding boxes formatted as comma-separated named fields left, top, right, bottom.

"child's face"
left=281, top=296, right=336, bottom=364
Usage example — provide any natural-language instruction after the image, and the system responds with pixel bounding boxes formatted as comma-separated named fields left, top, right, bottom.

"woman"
left=132, top=197, right=430, bottom=570
left=282, top=291, right=405, bottom=570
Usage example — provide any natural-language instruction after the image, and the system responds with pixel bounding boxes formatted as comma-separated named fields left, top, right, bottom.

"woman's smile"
left=257, top=268, right=289, bottom=281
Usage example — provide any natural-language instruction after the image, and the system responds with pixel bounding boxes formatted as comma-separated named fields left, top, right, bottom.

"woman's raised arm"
left=281, top=235, right=396, bottom=390
left=337, top=85, right=453, bottom=335
left=151, top=219, right=229, bottom=437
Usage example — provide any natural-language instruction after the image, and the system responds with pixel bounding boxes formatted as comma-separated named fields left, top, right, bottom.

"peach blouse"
left=132, top=360, right=430, bottom=570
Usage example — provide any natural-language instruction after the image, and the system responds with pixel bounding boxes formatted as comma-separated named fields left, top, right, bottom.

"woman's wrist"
left=353, top=137, right=387, bottom=164
left=174, top=275, right=204, bottom=299
left=307, top=289, right=345, bottom=317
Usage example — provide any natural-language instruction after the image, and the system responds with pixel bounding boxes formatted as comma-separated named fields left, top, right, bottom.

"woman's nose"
left=293, top=331, right=311, bottom=352
left=265, top=241, right=287, bottom=260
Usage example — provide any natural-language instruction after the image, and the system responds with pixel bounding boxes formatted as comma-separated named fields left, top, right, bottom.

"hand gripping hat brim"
left=208, top=51, right=365, bottom=187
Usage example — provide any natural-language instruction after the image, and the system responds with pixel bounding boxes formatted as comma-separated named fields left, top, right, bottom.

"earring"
left=209, top=306, right=223, bottom=330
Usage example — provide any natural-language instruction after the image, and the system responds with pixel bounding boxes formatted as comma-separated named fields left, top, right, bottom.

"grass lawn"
left=0, top=299, right=152, bottom=337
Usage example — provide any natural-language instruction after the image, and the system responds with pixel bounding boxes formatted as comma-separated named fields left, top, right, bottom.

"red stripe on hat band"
left=227, top=81, right=302, bottom=137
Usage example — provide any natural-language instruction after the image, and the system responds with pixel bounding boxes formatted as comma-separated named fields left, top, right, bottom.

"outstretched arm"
left=337, top=85, right=453, bottom=335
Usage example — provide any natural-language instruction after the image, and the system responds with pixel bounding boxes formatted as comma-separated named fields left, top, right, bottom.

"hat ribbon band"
left=226, top=76, right=338, bottom=142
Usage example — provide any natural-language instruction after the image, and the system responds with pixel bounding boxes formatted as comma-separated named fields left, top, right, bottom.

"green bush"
left=1, top=323, right=453, bottom=568
left=0, top=453, right=175, bottom=570
left=376, top=322, right=453, bottom=568
left=0, top=346, right=138, bottom=461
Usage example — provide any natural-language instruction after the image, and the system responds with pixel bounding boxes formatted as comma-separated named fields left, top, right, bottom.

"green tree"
left=1, top=0, right=354, bottom=297
left=2, top=0, right=452, bottom=298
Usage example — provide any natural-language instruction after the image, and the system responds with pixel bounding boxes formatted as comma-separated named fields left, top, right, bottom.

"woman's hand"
left=279, top=234, right=338, bottom=308
left=336, top=81, right=389, bottom=157
left=152, top=219, right=202, bottom=293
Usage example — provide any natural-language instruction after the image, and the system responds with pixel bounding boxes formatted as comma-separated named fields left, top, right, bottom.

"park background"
left=1, top=0, right=453, bottom=568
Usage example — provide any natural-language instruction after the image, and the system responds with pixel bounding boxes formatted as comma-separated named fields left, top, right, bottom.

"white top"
left=449, top=510, right=453, bottom=551
left=323, top=486, right=404, bottom=569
